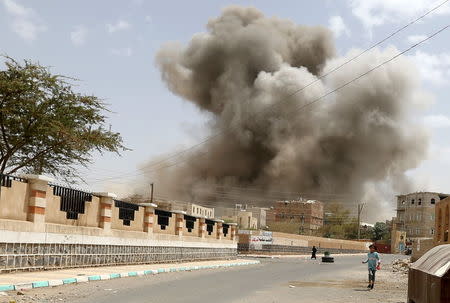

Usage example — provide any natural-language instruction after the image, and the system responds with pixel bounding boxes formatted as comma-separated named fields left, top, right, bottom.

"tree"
left=372, top=222, right=390, bottom=241
left=0, top=57, right=126, bottom=180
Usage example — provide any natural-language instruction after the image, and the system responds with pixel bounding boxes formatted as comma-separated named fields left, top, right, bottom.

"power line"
left=94, top=22, right=450, bottom=186
left=87, top=0, right=449, bottom=185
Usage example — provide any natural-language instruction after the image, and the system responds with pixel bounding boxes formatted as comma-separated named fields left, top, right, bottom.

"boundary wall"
left=238, top=230, right=369, bottom=254
left=0, top=175, right=237, bottom=272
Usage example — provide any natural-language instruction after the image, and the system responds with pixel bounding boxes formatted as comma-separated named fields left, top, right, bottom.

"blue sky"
left=1, top=0, right=450, bottom=198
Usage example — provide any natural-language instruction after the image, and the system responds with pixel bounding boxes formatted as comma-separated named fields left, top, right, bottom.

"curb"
left=0, top=260, right=260, bottom=292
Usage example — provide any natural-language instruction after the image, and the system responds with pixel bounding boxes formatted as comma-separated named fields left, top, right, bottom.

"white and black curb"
left=0, top=260, right=260, bottom=292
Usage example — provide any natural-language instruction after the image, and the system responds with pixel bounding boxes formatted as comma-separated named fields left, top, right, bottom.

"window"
left=411, top=199, right=415, bottom=205
left=418, top=199, right=422, bottom=206
left=431, top=198, right=436, bottom=204
left=431, top=228, right=435, bottom=235
left=402, top=200, right=405, bottom=205
left=416, top=228, right=420, bottom=235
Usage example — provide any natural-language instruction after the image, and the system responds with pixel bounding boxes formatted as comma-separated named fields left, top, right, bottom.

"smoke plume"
left=149, top=6, right=431, bottom=221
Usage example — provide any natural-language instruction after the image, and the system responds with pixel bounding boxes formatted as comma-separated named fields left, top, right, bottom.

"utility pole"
left=357, top=203, right=365, bottom=240
left=150, top=183, right=154, bottom=204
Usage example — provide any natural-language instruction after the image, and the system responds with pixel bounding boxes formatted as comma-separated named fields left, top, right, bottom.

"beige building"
left=222, top=210, right=258, bottom=229
left=395, top=192, right=448, bottom=242
left=435, top=196, right=450, bottom=245
left=237, top=211, right=258, bottom=229
left=156, top=201, right=214, bottom=218
left=217, top=205, right=268, bottom=229
left=266, top=200, right=324, bottom=234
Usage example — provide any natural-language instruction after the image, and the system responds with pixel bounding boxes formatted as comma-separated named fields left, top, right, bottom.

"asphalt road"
left=13, top=254, right=407, bottom=303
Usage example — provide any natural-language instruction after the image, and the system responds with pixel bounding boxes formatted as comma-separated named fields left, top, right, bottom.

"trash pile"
left=392, top=258, right=411, bottom=274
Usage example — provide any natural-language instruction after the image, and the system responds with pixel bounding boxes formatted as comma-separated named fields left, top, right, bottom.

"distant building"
left=435, top=196, right=450, bottom=245
left=395, top=192, right=449, bottom=242
left=156, top=201, right=214, bottom=218
left=245, top=206, right=268, bottom=229
left=266, top=200, right=324, bottom=234
left=236, top=211, right=258, bottom=229
left=217, top=205, right=268, bottom=229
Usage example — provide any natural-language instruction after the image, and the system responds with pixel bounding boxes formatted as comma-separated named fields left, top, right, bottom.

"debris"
left=0, top=292, right=7, bottom=296
left=392, top=258, right=411, bottom=274
left=289, top=285, right=295, bottom=288
left=16, top=291, right=25, bottom=295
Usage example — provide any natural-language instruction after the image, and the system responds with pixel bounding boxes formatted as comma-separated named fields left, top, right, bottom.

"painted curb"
left=1, top=260, right=260, bottom=292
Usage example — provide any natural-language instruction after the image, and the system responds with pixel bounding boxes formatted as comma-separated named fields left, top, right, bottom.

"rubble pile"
left=392, top=258, right=411, bottom=274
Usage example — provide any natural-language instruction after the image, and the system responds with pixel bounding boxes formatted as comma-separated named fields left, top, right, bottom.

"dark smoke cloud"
left=148, top=6, right=430, bottom=221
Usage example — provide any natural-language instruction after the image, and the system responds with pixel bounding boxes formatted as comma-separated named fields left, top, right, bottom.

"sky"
left=1, top=0, right=450, bottom=211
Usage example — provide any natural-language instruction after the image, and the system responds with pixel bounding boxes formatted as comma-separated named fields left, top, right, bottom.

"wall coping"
left=228, top=223, right=238, bottom=226
left=21, top=174, right=53, bottom=182
left=138, top=203, right=158, bottom=208
left=172, top=210, right=187, bottom=215
left=93, top=192, right=117, bottom=198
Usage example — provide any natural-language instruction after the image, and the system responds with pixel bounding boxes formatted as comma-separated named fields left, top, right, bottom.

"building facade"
left=435, top=196, right=450, bottom=245
left=217, top=205, right=268, bottom=229
left=266, top=200, right=324, bottom=234
left=395, top=192, right=448, bottom=242
left=236, top=211, right=258, bottom=229
left=156, top=201, right=214, bottom=218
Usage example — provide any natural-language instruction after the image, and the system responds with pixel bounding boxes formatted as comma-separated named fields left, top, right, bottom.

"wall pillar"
left=229, top=223, right=237, bottom=241
left=198, top=217, right=206, bottom=238
left=23, top=174, right=53, bottom=230
left=216, top=220, right=224, bottom=240
left=94, top=192, right=116, bottom=230
left=173, top=211, right=186, bottom=238
left=140, top=203, right=157, bottom=234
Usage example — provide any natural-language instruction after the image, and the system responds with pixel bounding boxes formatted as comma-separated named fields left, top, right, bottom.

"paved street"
left=6, top=254, right=407, bottom=303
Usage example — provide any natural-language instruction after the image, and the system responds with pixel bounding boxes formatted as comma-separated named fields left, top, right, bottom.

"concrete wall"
left=0, top=175, right=237, bottom=272
left=111, top=204, right=145, bottom=232
left=0, top=180, right=29, bottom=221
left=238, top=230, right=369, bottom=253
left=46, top=194, right=101, bottom=228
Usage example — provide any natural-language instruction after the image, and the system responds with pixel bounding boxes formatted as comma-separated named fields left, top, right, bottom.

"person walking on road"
left=362, top=244, right=381, bottom=290
left=311, top=246, right=317, bottom=260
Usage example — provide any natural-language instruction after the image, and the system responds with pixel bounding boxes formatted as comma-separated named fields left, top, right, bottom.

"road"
left=8, top=255, right=408, bottom=303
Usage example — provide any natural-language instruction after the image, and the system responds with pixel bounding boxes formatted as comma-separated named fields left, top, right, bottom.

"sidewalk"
left=0, top=259, right=260, bottom=292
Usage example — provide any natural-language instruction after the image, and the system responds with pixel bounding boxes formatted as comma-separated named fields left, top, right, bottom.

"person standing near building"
left=311, top=245, right=317, bottom=259
left=362, top=244, right=381, bottom=289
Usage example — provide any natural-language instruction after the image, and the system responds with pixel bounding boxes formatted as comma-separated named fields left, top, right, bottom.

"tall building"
left=395, top=192, right=448, bottom=242
left=435, top=196, right=450, bottom=245
left=266, top=200, right=324, bottom=234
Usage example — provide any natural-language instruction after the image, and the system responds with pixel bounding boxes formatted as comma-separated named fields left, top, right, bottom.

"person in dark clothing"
left=311, top=246, right=317, bottom=259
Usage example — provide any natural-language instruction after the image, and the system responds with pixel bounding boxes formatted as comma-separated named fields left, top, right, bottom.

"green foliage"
left=324, top=251, right=331, bottom=256
left=372, top=222, right=390, bottom=241
left=319, top=203, right=358, bottom=240
left=0, top=56, right=127, bottom=180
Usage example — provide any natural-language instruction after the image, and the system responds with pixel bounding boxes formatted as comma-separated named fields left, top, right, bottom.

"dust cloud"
left=144, top=6, right=431, bottom=222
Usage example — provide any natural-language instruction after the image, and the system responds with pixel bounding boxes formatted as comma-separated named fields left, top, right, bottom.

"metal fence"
left=0, top=242, right=237, bottom=273
left=50, top=184, right=92, bottom=219
left=0, top=174, right=27, bottom=188
left=114, top=200, right=140, bottom=226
